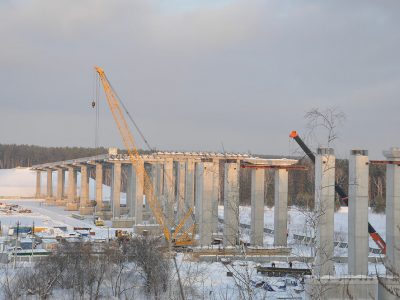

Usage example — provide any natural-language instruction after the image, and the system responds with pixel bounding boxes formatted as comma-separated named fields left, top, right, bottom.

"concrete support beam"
left=348, top=150, right=369, bottom=276
left=223, top=162, right=240, bottom=247
left=56, top=168, right=65, bottom=200
left=126, top=164, right=135, bottom=217
left=155, top=163, right=163, bottom=201
left=163, top=158, right=174, bottom=228
left=185, top=159, right=195, bottom=211
left=314, top=148, right=335, bottom=277
left=274, top=169, right=289, bottom=247
left=251, top=168, right=265, bottom=246
left=46, top=169, right=53, bottom=199
left=95, top=163, right=103, bottom=211
left=79, top=165, right=93, bottom=215
left=66, top=167, right=78, bottom=210
left=80, top=165, right=89, bottom=207
left=111, top=162, right=122, bottom=219
left=67, top=167, right=77, bottom=203
left=176, top=161, right=186, bottom=221
left=383, top=147, right=400, bottom=275
left=35, top=171, right=41, bottom=198
left=212, top=160, right=220, bottom=233
left=196, top=162, right=214, bottom=246
left=135, top=162, right=144, bottom=225
left=127, top=162, right=144, bottom=224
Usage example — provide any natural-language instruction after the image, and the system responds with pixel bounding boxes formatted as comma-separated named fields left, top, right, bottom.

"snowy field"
left=219, top=205, right=386, bottom=251
left=0, top=168, right=36, bottom=197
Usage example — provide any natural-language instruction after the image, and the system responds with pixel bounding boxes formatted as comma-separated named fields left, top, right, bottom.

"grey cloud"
left=0, top=0, right=399, bottom=158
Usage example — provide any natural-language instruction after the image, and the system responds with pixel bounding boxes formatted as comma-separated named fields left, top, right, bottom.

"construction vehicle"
left=289, top=130, right=386, bottom=254
left=95, top=66, right=195, bottom=247
left=94, top=217, right=104, bottom=226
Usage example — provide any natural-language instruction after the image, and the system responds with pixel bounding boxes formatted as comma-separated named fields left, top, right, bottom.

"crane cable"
left=92, top=70, right=101, bottom=154
left=107, top=78, right=153, bottom=152
left=92, top=71, right=153, bottom=152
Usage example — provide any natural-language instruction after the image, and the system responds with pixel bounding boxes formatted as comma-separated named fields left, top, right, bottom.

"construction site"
left=1, top=1, right=399, bottom=299
left=0, top=67, right=389, bottom=299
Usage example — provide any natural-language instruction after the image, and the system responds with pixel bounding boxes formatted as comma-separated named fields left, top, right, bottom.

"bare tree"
left=305, top=107, right=346, bottom=148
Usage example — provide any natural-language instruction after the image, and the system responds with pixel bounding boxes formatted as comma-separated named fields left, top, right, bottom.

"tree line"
left=0, top=144, right=109, bottom=169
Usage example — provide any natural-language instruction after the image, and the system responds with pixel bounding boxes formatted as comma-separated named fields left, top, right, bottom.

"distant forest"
left=0, top=144, right=109, bottom=168
left=0, top=144, right=387, bottom=212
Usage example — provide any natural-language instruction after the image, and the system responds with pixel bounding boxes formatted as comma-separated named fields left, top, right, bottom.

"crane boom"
left=289, top=130, right=386, bottom=253
left=95, top=66, right=195, bottom=246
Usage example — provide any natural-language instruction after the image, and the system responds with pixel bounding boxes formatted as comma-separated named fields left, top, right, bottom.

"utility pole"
left=13, top=221, right=19, bottom=269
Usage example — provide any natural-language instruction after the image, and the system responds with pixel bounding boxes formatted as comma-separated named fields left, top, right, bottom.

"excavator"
left=95, top=66, right=196, bottom=247
left=289, top=130, right=386, bottom=254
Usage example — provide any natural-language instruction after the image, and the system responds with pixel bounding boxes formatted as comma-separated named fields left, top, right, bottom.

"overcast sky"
left=0, top=0, right=399, bottom=158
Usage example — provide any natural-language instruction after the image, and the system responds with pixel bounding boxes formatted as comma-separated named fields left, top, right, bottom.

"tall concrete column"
left=66, top=167, right=78, bottom=210
left=95, top=163, right=103, bottom=211
left=156, top=163, right=164, bottom=201
left=314, top=148, right=335, bottom=277
left=35, top=171, right=41, bottom=198
left=185, top=159, right=195, bottom=210
left=46, top=169, right=53, bottom=199
left=176, top=161, right=186, bottom=221
left=383, top=147, right=400, bottom=275
left=127, top=162, right=144, bottom=224
left=126, top=164, right=135, bottom=217
left=111, top=162, right=122, bottom=219
left=56, top=168, right=65, bottom=201
left=223, top=162, right=240, bottom=247
left=196, top=162, right=214, bottom=246
left=79, top=165, right=93, bottom=215
left=147, top=163, right=162, bottom=223
left=348, top=150, right=369, bottom=275
left=251, top=168, right=265, bottom=246
left=274, top=168, right=289, bottom=246
left=212, top=160, right=220, bottom=233
left=163, top=158, right=174, bottom=228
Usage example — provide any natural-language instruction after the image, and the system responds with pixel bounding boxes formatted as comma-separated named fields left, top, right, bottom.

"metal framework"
left=95, top=66, right=195, bottom=246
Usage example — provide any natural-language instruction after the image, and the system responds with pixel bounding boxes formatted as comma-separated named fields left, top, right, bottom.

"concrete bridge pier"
left=65, top=167, right=78, bottom=211
left=250, top=167, right=265, bottom=246
left=348, top=150, right=369, bottom=275
left=196, top=162, right=214, bottom=246
left=223, top=162, right=240, bottom=247
left=384, top=147, right=400, bottom=275
left=211, top=160, right=220, bottom=234
left=314, top=148, right=335, bottom=277
left=126, top=161, right=144, bottom=225
left=35, top=170, right=41, bottom=198
left=185, top=159, right=195, bottom=220
left=95, top=163, right=104, bottom=212
left=163, top=158, right=175, bottom=229
left=274, top=169, right=289, bottom=247
left=79, top=164, right=93, bottom=215
left=176, top=161, right=186, bottom=223
left=46, top=169, right=54, bottom=201
left=110, top=162, right=123, bottom=226
left=55, top=168, right=66, bottom=206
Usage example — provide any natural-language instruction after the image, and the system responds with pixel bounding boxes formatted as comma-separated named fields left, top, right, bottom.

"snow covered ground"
left=0, top=168, right=388, bottom=299
left=0, top=168, right=36, bottom=197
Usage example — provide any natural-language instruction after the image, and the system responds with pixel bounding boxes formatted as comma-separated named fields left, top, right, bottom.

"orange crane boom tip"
left=289, top=131, right=298, bottom=138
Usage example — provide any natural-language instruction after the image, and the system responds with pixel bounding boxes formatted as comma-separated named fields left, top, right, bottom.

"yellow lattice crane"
left=95, top=66, right=195, bottom=246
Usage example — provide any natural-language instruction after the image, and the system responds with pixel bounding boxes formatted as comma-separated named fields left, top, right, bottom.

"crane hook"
left=91, top=100, right=96, bottom=108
